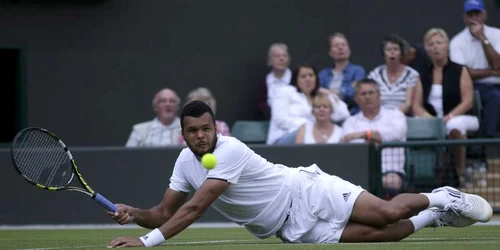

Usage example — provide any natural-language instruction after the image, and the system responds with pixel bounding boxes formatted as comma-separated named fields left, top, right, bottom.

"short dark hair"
left=290, top=63, right=320, bottom=97
left=355, top=78, right=380, bottom=93
left=180, top=100, right=216, bottom=129
left=380, top=34, right=407, bottom=58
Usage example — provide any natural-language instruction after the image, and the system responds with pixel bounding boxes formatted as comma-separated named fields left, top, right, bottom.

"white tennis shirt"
left=169, top=135, right=294, bottom=238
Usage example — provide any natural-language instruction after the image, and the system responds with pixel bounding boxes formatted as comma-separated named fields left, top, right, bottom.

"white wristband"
left=139, top=228, right=165, bottom=247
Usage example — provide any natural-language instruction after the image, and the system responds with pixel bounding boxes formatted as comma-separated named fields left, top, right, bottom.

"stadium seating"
left=231, top=120, right=270, bottom=144
left=405, top=118, right=446, bottom=190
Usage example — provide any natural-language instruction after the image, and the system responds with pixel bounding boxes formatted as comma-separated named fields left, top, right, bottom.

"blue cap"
left=464, top=0, right=485, bottom=12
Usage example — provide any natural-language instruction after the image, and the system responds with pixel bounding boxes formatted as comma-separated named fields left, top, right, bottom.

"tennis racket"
left=10, top=127, right=117, bottom=212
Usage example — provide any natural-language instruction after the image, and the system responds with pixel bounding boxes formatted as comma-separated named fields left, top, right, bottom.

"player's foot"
left=431, top=186, right=493, bottom=223
left=427, top=208, right=477, bottom=228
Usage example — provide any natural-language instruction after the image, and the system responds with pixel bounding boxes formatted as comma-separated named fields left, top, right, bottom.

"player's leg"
left=340, top=220, right=415, bottom=242
left=348, top=191, right=431, bottom=226
left=350, top=186, right=492, bottom=228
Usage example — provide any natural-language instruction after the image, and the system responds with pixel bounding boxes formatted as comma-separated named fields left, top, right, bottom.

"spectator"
left=295, top=94, right=344, bottom=144
left=267, top=63, right=349, bottom=145
left=341, top=78, right=407, bottom=198
left=402, top=42, right=432, bottom=73
left=126, top=88, right=183, bottom=147
left=256, top=43, right=292, bottom=120
left=185, top=87, right=231, bottom=136
left=368, top=34, right=420, bottom=115
left=318, top=33, right=366, bottom=114
left=450, top=0, right=500, bottom=138
left=413, top=28, right=479, bottom=187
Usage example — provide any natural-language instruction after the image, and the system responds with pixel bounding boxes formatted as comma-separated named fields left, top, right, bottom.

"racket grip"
left=94, top=193, right=117, bottom=212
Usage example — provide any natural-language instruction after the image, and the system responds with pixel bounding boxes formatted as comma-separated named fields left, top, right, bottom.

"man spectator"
left=256, top=43, right=292, bottom=120
left=318, top=33, right=366, bottom=114
left=450, top=0, right=500, bottom=138
left=125, top=88, right=183, bottom=147
left=341, top=78, right=407, bottom=199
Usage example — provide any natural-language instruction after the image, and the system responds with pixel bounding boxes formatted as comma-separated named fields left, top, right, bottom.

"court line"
left=12, top=238, right=500, bottom=250
left=0, top=222, right=242, bottom=230
left=13, top=240, right=254, bottom=250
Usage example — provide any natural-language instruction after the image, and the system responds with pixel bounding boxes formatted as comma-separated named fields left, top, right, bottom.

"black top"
left=418, top=59, right=471, bottom=116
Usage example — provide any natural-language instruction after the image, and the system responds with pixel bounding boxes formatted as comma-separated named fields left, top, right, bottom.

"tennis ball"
left=201, top=153, right=217, bottom=169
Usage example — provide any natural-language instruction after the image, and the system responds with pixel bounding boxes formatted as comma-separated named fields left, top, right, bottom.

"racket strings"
left=12, top=130, right=73, bottom=188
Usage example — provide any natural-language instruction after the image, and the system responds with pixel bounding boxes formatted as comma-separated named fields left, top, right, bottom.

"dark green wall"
left=0, top=144, right=375, bottom=224
left=0, top=0, right=498, bottom=145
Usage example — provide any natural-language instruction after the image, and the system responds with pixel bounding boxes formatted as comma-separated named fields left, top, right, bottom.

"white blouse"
left=266, top=85, right=349, bottom=144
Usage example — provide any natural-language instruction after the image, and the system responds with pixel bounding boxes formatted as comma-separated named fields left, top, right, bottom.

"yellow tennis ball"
left=201, top=153, right=217, bottom=169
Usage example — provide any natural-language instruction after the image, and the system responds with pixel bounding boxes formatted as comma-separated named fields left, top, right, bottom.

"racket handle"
left=94, top=193, right=117, bottom=212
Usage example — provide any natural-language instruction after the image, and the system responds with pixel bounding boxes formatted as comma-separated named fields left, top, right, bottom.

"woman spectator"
left=186, top=87, right=231, bottom=136
left=256, top=43, right=291, bottom=120
left=368, top=34, right=419, bottom=115
left=295, top=94, right=343, bottom=144
left=412, top=28, right=479, bottom=187
left=267, top=63, right=349, bottom=145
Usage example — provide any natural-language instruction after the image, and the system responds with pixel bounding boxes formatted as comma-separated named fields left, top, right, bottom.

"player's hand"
left=107, top=236, right=144, bottom=248
left=107, top=204, right=135, bottom=225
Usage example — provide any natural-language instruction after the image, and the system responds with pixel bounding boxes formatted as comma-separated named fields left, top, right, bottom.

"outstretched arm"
left=158, top=179, right=229, bottom=239
left=109, top=188, right=188, bottom=229
left=108, top=179, right=228, bottom=248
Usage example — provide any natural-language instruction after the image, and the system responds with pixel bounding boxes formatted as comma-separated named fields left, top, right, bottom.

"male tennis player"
left=107, top=100, right=492, bottom=248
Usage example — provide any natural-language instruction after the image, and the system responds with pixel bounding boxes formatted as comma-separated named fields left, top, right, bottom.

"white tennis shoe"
left=423, top=208, right=477, bottom=228
left=431, top=186, right=493, bottom=223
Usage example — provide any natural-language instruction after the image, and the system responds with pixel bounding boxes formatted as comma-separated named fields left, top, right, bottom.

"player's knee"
left=379, top=206, right=403, bottom=224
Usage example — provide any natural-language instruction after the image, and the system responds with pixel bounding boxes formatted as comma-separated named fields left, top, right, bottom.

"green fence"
left=376, top=139, right=500, bottom=213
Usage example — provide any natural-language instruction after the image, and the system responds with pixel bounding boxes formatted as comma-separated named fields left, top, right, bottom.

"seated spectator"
left=256, top=43, right=291, bottom=120
left=402, top=41, right=432, bottom=73
left=267, top=63, right=349, bottom=145
left=318, top=33, right=366, bottom=114
left=413, top=28, right=479, bottom=187
left=186, top=87, right=231, bottom=136
left=368, top=34, right=420, bottom=115
left=295, top=94, right=344, bottom=144
left=126, top=88, right=183, bottom=147
left=450, top=0, right=500, bottom=138
left=341, top=78, right=407, bottom=199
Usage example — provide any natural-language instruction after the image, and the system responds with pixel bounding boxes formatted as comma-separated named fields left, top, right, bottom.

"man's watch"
left=482, top=39, right=491, bottom=46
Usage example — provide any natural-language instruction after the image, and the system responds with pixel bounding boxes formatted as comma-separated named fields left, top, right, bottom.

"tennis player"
left=107, top=100, right=492, bottom=248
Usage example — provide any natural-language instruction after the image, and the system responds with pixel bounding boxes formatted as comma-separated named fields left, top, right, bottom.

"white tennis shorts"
left=276, top=164, right=364, bottom=243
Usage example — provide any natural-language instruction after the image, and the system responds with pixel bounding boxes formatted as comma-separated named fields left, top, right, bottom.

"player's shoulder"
left=216, top=135, right=247, bottom=149
left=176, top=147, right=196, bottom=164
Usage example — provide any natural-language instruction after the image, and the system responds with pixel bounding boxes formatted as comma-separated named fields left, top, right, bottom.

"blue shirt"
left=318, top=62, right=366, bottom=113
left=318, top=62, right=366, bottom=99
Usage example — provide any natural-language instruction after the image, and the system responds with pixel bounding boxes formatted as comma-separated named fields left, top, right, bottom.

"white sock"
left=410, top=211, right=434, bottom=232
left=421, top=192, right=448, bottom=209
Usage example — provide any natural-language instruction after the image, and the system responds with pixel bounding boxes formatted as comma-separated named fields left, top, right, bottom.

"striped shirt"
left=368, top=65, right=419, bottom=110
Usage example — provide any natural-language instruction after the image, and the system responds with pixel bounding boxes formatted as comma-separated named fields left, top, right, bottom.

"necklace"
left=314, top=124, right=332, bottom=140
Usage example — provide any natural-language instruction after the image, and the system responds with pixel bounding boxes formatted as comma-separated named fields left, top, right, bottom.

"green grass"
left=1, top=226, right=500, bottom=250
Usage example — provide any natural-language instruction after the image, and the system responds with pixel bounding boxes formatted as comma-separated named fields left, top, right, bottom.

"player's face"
left=182, top=112, right=217, bottom=157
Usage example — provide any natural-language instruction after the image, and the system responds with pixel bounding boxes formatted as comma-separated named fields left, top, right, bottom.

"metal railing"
left=375, top=139, right=500, bottom=213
